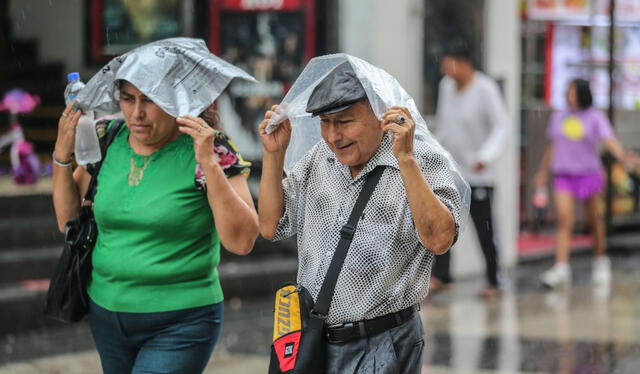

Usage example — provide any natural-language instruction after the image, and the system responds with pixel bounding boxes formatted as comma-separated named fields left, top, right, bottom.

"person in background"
left=534, top=78, right=637, bottom=289
left=433, top=41, right=510, bottom=298
left=52, top=39, right=258, bottom=373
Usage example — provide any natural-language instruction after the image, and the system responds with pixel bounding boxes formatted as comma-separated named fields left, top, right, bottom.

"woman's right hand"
left=533, top=170, right=547, bottom=189
left=54, top=101, right=82, bottom=162
left=258, top=105, right=292, bottom=154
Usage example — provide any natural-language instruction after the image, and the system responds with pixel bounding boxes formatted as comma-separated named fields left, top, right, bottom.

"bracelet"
left=52, top=152, right=72, bottom=167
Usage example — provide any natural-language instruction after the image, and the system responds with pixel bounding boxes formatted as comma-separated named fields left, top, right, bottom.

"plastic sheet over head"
left=266, top=53, right=470, bottom=224
left=75, top=38, right=257, bottom=118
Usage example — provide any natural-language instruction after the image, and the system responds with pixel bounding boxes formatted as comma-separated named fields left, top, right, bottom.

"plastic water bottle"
left=64, top=72, right=84, bottom=104
left=64, top=72, right=101, bottom=165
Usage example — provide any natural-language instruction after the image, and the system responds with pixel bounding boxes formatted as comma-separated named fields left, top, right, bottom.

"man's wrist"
left=263, top=148, right=287, bottom=162
left=396, top=154, right=418, bottom=168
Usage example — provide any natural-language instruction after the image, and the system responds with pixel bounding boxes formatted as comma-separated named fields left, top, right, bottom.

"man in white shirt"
left=433, top=41, right=509, bottom=298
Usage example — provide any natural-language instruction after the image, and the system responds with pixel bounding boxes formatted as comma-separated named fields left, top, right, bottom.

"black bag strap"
left=83, top=119, right=125, bottom=202
left=313, top=166, right=385, bottom=316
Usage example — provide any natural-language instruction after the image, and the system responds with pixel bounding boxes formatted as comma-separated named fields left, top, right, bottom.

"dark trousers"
left=432, top=186, right=500, bottom=287
left=326, top=312, right=424, bottom=373
left=89, top=300, right=223, bottom=374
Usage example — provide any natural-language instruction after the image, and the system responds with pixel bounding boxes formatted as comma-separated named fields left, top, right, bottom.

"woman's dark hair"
left=571, top=78, right=593, bottom=109
left=200, top=104, right=221, bottom=129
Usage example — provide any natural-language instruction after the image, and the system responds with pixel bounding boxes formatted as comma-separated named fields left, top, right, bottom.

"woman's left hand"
left=381, top=106, right=416, bottom=162
left=177, top=115, right=218, bottom=168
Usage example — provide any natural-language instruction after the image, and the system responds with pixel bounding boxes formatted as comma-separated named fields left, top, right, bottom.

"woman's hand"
left=533, top=170, right=547, bottom=189
left=381, top=106, right=416, bottom=163
left=623, top=150, right=640, bottom=172
left=54, top=101, right=82, bottom=162
left=258, top=105, right=292, bottom=155
left=177, top=115, right=217, bottom=168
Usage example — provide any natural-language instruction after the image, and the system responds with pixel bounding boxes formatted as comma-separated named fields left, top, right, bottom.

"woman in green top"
left=52, top=78, right=258, bottom=372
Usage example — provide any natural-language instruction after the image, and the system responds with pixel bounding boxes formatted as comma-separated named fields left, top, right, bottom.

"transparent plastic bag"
left=266, top=53, right=470, bottom=220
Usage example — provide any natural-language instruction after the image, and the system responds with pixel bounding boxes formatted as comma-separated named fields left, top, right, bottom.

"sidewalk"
left=3, top=250, right=640, bottom=374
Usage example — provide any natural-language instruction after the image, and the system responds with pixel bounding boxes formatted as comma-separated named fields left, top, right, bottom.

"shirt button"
left=326, top=250, right=332, bottom=257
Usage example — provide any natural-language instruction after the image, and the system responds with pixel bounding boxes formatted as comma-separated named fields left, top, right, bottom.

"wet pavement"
left=1, top=250, right=640, bottom=373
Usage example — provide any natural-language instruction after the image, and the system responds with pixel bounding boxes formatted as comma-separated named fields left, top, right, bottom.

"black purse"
left=44, top=120, right=123, bottom=323
left=269, top=166, right=384, bottom=373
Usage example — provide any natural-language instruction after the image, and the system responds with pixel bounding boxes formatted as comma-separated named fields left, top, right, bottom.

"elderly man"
left=258, top=57, right=465, bottom=373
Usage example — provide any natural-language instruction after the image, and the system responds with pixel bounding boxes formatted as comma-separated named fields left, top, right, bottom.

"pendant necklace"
left=128, top=155, right=152, bottom=186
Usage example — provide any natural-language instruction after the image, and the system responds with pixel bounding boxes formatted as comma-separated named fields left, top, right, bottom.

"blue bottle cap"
left=67, top=72, right=80, bottom=81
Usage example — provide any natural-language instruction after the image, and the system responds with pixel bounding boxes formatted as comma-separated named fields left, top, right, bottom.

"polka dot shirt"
left=273, top=132, right=463, bottom=324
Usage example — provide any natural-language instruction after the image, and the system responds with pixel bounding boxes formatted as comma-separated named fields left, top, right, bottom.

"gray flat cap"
left=305, top=61, right=367, bottom=117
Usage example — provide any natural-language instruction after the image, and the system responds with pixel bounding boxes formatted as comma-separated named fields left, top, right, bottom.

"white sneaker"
left=592, top=256, right=611, bottom=285
left=540, top=262, right=571, bottom=289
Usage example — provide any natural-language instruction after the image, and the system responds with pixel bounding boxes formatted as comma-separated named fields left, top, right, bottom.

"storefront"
left=520, top=0, right=640, bottom=252
left=4, top=0, right=339, bottom=167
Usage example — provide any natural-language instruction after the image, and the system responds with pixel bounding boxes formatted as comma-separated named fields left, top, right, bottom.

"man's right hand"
left=258, top=105, right=292, bottom=154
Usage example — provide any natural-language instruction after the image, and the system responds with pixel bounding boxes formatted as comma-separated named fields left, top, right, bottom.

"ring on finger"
left=61, top=113, right=68, bottom=118
left=395, top=116, right=406, bottom=125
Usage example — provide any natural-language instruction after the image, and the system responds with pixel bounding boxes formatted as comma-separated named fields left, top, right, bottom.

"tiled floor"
left=1, top=251, right=639, bottom=373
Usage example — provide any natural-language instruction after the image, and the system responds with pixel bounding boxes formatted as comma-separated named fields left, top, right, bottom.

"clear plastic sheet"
left=75, top=38, right=257, bottom=118
left=266, top=53, right=470, bottom=221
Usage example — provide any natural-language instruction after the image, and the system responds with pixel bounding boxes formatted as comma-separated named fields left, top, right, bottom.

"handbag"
left=44, top=119, right=124, bottom=323
left=269, top=166, right=384, bottom=373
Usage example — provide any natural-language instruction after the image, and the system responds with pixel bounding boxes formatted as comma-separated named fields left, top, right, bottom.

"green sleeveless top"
left=88, top=123, right=250, bottom=312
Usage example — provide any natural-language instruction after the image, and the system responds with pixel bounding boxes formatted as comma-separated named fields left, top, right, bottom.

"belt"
left=325, top=305, right=418, bottom=344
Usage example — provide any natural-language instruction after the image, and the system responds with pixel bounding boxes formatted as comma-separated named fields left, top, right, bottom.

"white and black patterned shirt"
left=273, top=132, right=463, bottom=324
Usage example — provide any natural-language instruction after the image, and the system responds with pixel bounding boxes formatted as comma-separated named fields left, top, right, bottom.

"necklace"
left=128, top=155, right=152, bottom=186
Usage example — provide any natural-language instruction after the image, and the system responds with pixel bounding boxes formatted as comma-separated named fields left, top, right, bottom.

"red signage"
left=221, top=0, right=304, bottom=11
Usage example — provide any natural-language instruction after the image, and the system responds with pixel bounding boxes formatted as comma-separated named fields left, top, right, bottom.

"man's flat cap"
left=306, top=61, right=367, bottom=117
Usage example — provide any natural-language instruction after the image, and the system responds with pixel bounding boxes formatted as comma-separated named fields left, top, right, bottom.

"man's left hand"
left=473, top=161, right=486, bottom=171
left=381, top=106, right=415, bottom=162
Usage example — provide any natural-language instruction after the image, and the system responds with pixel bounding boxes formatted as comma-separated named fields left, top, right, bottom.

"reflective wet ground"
left=1, top=251, right=639, bottom=373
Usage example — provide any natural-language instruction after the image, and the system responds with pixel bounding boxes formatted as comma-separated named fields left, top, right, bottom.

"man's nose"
left=326, top=123, right=342, bottom=143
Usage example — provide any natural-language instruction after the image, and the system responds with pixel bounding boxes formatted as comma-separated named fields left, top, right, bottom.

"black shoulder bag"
left=44, top=119, right=124, bottom=323
left=269, top=166, right=384, bottom=373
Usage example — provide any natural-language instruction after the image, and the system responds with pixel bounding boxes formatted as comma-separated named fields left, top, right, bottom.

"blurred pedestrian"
left=534, top=78, right=636, bottom=289
left=259, top=55, right=468, bottom=373
left=52, top=38, right=259, bottom=373
left=433, top=41, right=510, bottom=298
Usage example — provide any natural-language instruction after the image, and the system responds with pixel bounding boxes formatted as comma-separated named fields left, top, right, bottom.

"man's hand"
left=381, top=106, right=415, bottom=162
left=258, top=105, right=292, bottom=155
left=473, top=161, right=486, bottom=171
